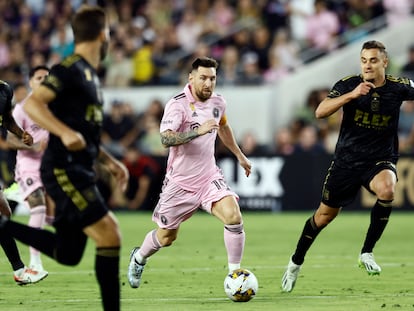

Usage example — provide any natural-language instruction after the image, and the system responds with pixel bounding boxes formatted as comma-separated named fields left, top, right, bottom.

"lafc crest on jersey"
left=371, top=92, right=380, bottom=112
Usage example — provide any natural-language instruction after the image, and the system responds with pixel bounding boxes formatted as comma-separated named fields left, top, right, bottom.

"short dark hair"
left=191, top=57, right=218, bottom=72
left=29, top=65, right=49, bottom=78
left=71, top=5, right=106, bottom=44
left=361, top=40, right=387, bottom=57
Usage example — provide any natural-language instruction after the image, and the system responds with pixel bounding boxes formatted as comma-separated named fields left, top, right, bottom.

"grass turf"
left=0, top=211, right=413, bottom=311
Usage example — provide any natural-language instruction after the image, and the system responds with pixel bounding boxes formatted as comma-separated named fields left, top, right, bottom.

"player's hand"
left=22, top=131, right=33, bottom=146
left=61, top=130, right=86, bottom=151
left=353, top=81, right=375, bottom=98
left=238, top=154, right=252, bottom=177
left=197, top=119, right=220, bottom=135
left=107, top=159, right=129, bottom=192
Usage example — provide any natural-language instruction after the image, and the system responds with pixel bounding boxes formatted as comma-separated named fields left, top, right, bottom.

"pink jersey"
left=160, top=84, right=226, bottom=192
left=12, top=98, right=49, bottom=178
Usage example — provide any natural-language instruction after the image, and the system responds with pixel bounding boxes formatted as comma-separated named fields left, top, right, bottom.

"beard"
left=195, top=88, right=212, bottom=101
left=100, top=40, right=109, bottom=61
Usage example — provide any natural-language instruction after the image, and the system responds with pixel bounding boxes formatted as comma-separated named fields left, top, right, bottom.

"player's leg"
left=281, top=202, right=339, bottom=292
left=26, top=188, right=47, bottom=270
left=45, top=193, right=55, bottom=225
left=83, top=211, right=121, bottom=311
left=211, top=195, right=245, bottom=273
left=128, top=227, right=179, bottom=288
left=128, top=178, right=197, bottom=288
left=0, top=192, right=47, bottom=284
left=359, top=168, right=396, bottom=275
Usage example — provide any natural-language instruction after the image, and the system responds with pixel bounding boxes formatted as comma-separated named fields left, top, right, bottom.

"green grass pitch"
left=0, top=211, right=413, bottom=311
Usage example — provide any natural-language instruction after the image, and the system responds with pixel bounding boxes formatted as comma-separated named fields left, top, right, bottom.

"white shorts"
left=152, top=175, right=238, bottom=229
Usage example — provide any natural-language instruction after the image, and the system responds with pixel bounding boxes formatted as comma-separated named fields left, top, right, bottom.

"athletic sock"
left=137, top=229, right=162, bottom=263
left=292, top=216, right=325, bottom=265
left=96, top=247, right=120, bottom=311
left=0, top=232, right=25, bottom=271
left=224, top=222, right=245, bottom=271
left=361, top=199, right=392, bottom=253
left=28, top=205, right=46, bottom=264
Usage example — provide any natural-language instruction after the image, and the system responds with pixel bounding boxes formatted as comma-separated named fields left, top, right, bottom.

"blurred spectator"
left=236, top=52, right=264, bottom=85
left=208, top=0, right=236, bottom=36
left=239, top=131, right=268, bottom=156
left=251, top=24, right=272, bottom=72
left=236, top=0, right=263, bottom=27
left=264, top=27, right=302, bottom=83
left=271, top=127, right=295, bottom=156
left=261, top=0, right=290, bottom=34
left=305, top=0, right=340, bottom=59
left=122, top=144, right=162, bottom=211
left=101, top=100, right=136, bottom=159
left=176, top=9, right=204, bottom=53
left=293, top=124, right=327, bottom=154
left=287, top=0, right=315, bottom=48
left=138, top=115, right=168, bottom=156
left=382, top=0, right=414, bottom=27
left=217, top=45, right=241, bottom=86
left=131, top=29, right=157, bottom=86
left=105, top=44, right=133, bottom=87
left=0, top=31, right=11, bottom=68
left=400, top=44, right=414, bottom=81
left=268, top=28, right=302, bottom=72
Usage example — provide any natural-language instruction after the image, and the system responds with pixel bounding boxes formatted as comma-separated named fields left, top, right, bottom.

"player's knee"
left=376, top=186, right=395, bottom=201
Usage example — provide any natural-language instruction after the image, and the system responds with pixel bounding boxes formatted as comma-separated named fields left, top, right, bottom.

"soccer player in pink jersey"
left=7, top=65, right=51, bottom=274
left=128, top=56, right=252, bottom=288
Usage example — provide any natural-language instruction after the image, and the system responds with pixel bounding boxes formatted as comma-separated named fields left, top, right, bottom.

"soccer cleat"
left=281, top=257, right=301, bottom=292
left=128, top=247, right=145, bottom=288
left=14, top=267, right=48, bottom=285
left=30, top=264, right=48, bottom=275
left=358, top=252, right=381, bottom=275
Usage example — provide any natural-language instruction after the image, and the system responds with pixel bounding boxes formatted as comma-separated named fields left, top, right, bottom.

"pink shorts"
left=15, top=169, right=44, bottom=200
left=152, top=175, right=238, bottom=229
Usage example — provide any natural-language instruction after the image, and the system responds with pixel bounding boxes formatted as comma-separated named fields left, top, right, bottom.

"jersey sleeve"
left=41, top=64, right=72, bottom=96
left=12, top=103, right=25, bottom=128
left=160, top=100, right=184, bottom=132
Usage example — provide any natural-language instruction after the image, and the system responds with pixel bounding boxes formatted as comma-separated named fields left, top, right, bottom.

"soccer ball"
left=224, top=268, right=258, bottom=302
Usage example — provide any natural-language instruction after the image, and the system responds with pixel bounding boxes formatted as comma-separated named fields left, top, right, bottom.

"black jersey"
left=328, top=74, right=414, bottom=169
left=41, top=54, right=104, bottom=168
left=0, top=80, right=13, bottom=126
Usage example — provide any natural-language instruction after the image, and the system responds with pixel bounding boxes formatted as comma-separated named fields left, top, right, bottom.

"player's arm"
left=315, top=81, right=375, bottom=118
left=160, top=119, right=219, bottom=147
left=3, top=110, right=33, bottom=146
left=24, top=85, right=86, bottom=151
left=6, top=132, right=46, bottom=151
left=98, top=146, right=129, bottom=193
left=218, top=116, right=251, bottom=177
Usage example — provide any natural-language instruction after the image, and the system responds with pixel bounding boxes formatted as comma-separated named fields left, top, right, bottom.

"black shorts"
left=321, top=160, right=397, bottom=208
left=41, top=164, right=109, bottom=229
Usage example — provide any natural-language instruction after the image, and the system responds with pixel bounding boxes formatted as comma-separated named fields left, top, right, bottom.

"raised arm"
left=160, top=119, right=219, bottom=147
left=315, top=81, right=375, bottom=119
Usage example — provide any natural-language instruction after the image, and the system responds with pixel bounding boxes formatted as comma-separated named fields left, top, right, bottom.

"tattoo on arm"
left=161, top=130, right=199, bottom=147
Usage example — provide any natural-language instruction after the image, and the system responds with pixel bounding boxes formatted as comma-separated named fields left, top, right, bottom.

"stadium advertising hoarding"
left=218, top=154, right=414, bottom=211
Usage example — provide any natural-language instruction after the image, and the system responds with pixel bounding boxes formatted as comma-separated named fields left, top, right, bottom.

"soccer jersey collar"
left=184, top=83, right=196, bottom=103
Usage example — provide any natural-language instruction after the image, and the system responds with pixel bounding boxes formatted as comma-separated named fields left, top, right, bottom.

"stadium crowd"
left=1, top=0, right=413, bottom=88
left=1, top=0, right=414, bottom=211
